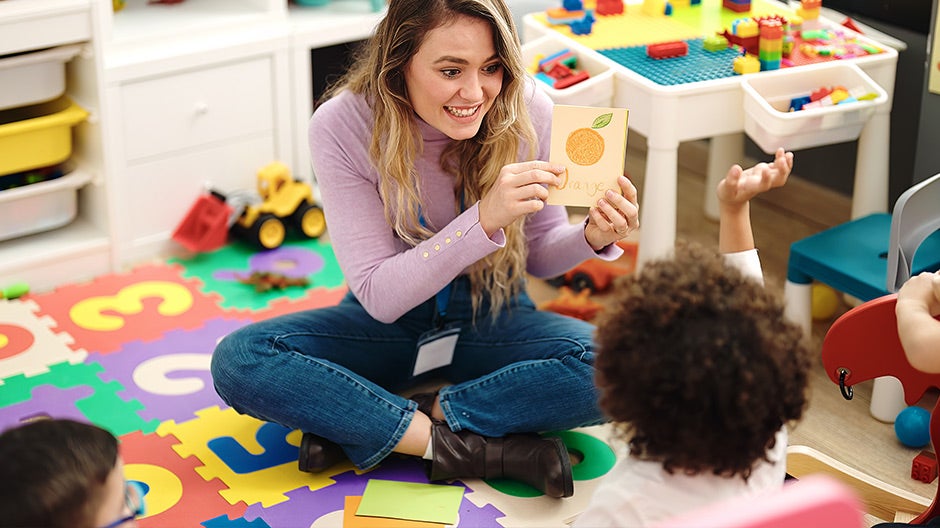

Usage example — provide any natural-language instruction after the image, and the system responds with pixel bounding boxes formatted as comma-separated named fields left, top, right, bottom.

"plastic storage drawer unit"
left=0, top=97, right=88, bottom=176
left=0, top=44, right=82, bottom=111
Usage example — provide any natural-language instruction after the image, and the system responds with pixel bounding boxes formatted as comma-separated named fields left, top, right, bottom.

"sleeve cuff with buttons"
left=416, top=202, right=504, bottom=265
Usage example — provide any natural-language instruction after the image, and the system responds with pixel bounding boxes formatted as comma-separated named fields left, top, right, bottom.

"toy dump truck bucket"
left=172, top=191, right=233, bottom=253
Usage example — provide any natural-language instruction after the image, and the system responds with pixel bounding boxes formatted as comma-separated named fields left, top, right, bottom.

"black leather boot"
left=428, top=421, right=574, bottom=498
left=298, top=432, right=346, bottom=473
left=410, top=391, right=438, bottom=417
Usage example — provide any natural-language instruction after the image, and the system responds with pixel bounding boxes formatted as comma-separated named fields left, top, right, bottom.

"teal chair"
left=783, top=172, right=940, bottom=421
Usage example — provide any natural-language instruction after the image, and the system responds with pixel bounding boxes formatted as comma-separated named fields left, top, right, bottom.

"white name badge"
left=413, top=324, right=461, bottom=377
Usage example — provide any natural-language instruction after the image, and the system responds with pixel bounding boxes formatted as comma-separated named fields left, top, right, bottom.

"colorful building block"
left=789, top=95, right=812, bottom=111
left=647, top=40, right=689, bottom=59
left=913, top=451, right=938, bottom=484
left=733, top=54, right=760, bottom=74
left=722, top=0, right=750, bottom=13
left=595, top=0, right=624, bottom=16
left=732, top=18, right=759, bottom=38
left=703, top=34, right=728, bottom=52
left=642, top=0, right=666, bottom=16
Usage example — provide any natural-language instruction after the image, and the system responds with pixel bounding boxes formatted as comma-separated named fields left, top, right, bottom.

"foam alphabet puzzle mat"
left=0, top=237, right=621, bottom=527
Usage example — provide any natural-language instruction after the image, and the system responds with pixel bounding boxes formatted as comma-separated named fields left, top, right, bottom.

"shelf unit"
left=0, top=0, right=386, bottom=292
left=0, top=0, right=109, bottom=292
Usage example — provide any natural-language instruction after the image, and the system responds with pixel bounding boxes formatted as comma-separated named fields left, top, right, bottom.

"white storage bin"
left=522, top=35, right=615, bottom=107
left=742, top=61, right=888, bottom=153
left=0, top=0, right=92, bottom=57
left=0, top=45, right=82, bottom=111
left=0, top=168, right=92, bottom=241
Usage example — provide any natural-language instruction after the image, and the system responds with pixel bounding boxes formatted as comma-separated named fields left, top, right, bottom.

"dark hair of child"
left=593, top=241, right=813, bottom=480
left=0, top=418, right=119, bottom=527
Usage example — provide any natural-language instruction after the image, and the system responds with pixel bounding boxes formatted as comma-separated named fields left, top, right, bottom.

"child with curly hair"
left=575, top=148, right=813, bottom=527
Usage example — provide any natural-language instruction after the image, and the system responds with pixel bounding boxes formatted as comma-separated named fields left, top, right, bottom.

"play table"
left=523, top=0, right=898, bottom=266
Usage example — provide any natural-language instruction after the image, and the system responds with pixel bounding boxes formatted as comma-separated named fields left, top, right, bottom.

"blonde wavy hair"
left=323, top=0, right=538, bottom=318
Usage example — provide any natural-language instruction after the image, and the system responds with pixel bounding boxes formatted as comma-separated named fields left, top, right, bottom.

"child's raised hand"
left=898, top=271, right=940, bottom=317
left=717, top=148, right=793, bottom=208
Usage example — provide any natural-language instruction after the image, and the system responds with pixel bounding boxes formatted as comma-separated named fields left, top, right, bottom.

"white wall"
left=505, top=0, right=554, bottom=34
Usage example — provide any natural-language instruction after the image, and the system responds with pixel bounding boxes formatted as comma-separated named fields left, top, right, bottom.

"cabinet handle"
left=194, top=102, right=209, bottom=115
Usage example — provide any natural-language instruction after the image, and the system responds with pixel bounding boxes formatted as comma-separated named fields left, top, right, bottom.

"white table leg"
left=784, top=279, right=812, bottom=337
left=870, top=376, right=907, bottom=423
left=704, top=133, right=745, bottom=221
left=637, top=141, right=679, bottom=267
left=851, top=110, right=891, bottom=218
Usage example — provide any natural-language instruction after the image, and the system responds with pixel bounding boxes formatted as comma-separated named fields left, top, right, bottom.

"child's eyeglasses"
left=99, top=480, right=146, bottom=528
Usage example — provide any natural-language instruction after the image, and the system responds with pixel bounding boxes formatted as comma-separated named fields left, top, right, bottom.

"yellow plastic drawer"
left=0, top=97, right=88, bottom=176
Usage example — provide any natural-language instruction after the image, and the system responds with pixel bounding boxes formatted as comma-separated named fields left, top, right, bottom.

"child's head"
left=0, top=418, right=139, bottom=528
left=593, top=241, right=812, bottom=480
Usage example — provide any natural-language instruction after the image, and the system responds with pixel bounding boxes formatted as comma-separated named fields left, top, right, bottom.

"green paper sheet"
left=356, top=479, right=464, bottom=525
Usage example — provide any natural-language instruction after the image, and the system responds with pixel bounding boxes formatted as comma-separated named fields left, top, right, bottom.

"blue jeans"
left=210, top=276, right=604, bottom=469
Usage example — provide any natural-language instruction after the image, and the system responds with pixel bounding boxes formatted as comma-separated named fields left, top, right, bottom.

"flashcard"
left=548, top=105, right=629, bottom=207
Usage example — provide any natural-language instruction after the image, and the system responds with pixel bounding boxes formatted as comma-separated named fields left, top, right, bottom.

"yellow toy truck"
left=229, top=162, right=326, bottom=250
left=173, top=162, right=326, bottom=252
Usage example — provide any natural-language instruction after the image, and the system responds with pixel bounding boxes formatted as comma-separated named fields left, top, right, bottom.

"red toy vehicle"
left=546, top=240, right=638, bottom=293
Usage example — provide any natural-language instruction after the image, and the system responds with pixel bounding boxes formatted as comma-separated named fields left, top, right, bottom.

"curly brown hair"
left=593, top=241, right=812, bottom=480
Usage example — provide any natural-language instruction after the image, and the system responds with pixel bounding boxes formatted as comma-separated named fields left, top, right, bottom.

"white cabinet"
left=0, top=0, right=383, bottom=291
left=0, top=0, right=109, bottom=292
left=119, top=59, right=275, bottom=161
left=0, top=0, right=93, bottom=56
left=104, top=42, right=292, bottom=263
left=97, top=0, right=292, bottom=266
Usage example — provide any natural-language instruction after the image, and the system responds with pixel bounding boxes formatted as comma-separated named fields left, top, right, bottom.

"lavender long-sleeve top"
left=308, top=80, right=622, bottom=323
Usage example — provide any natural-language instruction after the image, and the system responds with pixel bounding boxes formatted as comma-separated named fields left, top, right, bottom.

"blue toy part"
left=571, top=16, right=595, bottom=35
left=535, top=71, right=557, bottom=87
left=789, top=95, right=812, bottom=111
left=895, top=406, right=931, bottom=448
left=563, top=0, right=583, bottom=10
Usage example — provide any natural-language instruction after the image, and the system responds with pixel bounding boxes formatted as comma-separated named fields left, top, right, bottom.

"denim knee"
left=210, top=327, right=266, bottom=410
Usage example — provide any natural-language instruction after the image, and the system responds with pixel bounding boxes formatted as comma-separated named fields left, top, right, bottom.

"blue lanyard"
left=436, top=284, right=452, bottom=319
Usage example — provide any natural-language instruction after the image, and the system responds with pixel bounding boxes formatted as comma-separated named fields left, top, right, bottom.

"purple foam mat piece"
left=89, top=318, right=252, bottom=423
left=0, top=384, right=94, bottom=430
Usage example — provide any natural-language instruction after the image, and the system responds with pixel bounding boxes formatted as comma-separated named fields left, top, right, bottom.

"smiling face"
left=404, top=14, right=503, bottom=140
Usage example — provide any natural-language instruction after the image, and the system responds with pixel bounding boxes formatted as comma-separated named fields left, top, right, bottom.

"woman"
left=211, top=0, right=639, bottom=498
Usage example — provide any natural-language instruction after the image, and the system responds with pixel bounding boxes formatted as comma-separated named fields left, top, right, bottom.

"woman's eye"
left=441, top=69, right=460, bottom=78
left=484, top=63, right=502, bottom=74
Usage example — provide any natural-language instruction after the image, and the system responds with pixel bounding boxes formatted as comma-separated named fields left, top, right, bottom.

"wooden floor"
left=528, top=136, right=939, bottom=523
